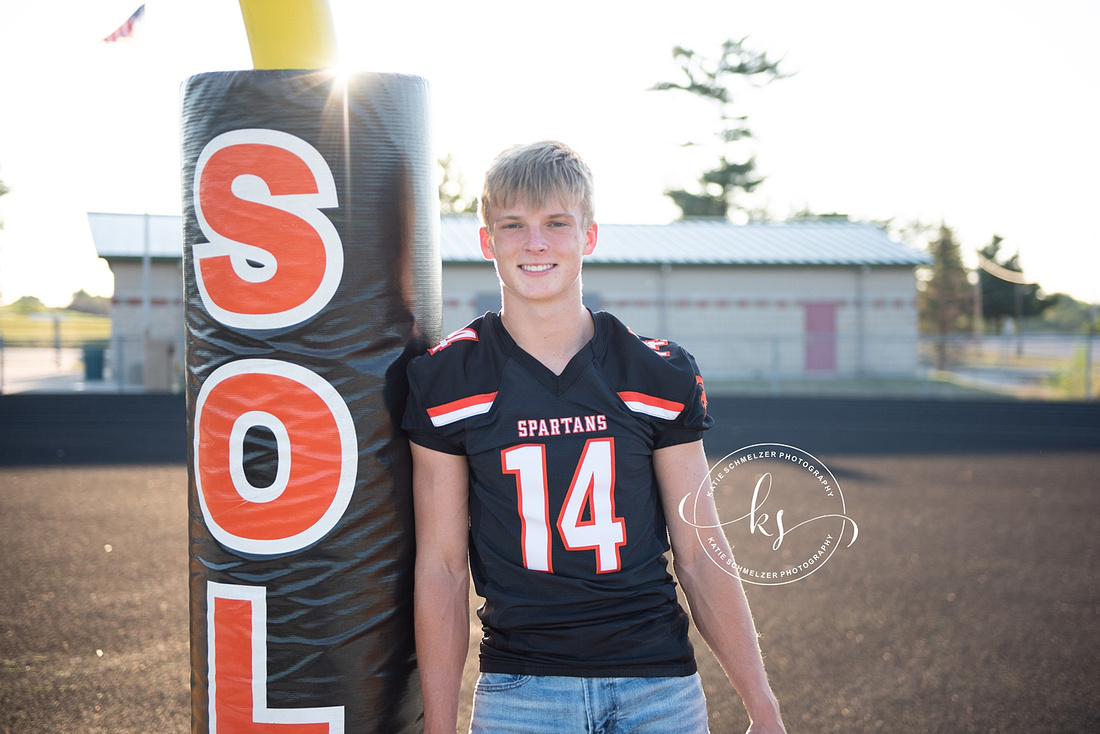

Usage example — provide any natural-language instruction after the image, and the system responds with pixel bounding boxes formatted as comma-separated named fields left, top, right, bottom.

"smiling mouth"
left=519, top=264, right=555, bottom=272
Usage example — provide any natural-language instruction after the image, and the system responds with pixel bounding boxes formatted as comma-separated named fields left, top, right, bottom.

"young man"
left=403, top=141, right=785, bottom=733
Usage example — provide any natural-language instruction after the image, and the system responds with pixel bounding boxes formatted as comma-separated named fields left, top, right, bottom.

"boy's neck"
left=499, top=299, right=594, bottom=376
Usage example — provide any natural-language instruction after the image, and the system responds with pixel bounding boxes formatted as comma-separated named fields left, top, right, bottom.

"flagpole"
left=137, top=7, right=151, bottom=390
left=142, top=211, right=151, bottom=346
left=136, top=8, right=151, bottom=390
left=102, top=4, right=150, bottom=389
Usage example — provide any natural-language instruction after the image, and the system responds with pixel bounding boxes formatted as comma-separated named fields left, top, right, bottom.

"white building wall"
left=93, top=213, right=926, bottom=391
left=441, top=264, right=499, bottom=334
left=99, top=254, right=918, bottom=391
left=442, top=262, right=920, bottom=380
left=107, top=259, right=185, bottom=390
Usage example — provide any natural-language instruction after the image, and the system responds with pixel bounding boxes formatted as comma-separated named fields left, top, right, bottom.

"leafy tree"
left=885, top=217, right=939, bottom=251
left=0, top=172, right=9, bottom=230
left=67, top=289, right=110, bottom=315
left=787, top=207, right=852, bottom=223
left=9, top=295, right=45, bottom=314
left=0, top=173, right=9, bottom=305
left=919, top=224, right=972, bottom=368
left=651, top=37, right=789, bottom=219
left=1030, top=293, right=1097, bottom=332
left=438, top=154, right=478, bottom=215
left=978, top=235, right=1052, bottom=331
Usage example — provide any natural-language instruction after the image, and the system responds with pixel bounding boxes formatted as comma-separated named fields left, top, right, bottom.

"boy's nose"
left=523, top=231, right=548, bottom=251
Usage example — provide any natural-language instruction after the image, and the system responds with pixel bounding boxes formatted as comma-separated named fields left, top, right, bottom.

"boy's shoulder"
left=426, top=322, right=486, bottom=357
left=407, top=313, right=503, bottom=392
left=596, top=312, right=709, bottom=425
left=598, top=312, right=698, bottom=372
left=596, top=311, right=704, bottom=398
left=416, top=314, right=492, bottom=361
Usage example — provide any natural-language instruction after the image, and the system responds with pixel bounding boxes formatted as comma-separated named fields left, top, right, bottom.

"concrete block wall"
left=413, top=261, right=921, bottom=380
left=107, top=260, right=186, bottom=389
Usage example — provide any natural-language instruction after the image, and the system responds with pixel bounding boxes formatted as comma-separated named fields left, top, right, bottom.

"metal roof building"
left=88, top=211, right=929, bottom=266
left=88, top=212, right=929, bottom=390
left=440, top=215, right=929, bottom=267
left=440, top=215, right=930, bottom=382
left=87, top=213, right=184, bottom=391
left=87, top=213, right=183, bottom=260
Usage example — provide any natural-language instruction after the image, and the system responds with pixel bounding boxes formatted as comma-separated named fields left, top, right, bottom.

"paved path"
left=0, top=348, right=86, bottom=394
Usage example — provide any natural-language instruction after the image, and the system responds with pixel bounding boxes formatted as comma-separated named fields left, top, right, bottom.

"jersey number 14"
left=502, top=438, right=626, bottom=574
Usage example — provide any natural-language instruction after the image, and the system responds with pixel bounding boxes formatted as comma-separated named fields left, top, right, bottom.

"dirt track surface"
left=2, top=451, right=1099, bottom=733
left=1, top=466, right=188, bottom=734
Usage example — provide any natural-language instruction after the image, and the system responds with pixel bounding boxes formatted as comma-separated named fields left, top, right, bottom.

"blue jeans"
left=469, top=673, right=709, bottom=733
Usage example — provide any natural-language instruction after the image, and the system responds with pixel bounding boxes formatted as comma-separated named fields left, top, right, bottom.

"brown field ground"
left=2, top=451, right=1098, bottom=733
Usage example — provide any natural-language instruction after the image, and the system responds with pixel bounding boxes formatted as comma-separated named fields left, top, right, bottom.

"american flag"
left=102, top=5, right=145, bottom=43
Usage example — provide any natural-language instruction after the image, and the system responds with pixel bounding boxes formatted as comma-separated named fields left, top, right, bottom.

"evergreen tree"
left=919, top=224, right=972, bottom=368
left=651, top=38, right=788, bottom=219
left=978, top=235, right=1052, bottom=331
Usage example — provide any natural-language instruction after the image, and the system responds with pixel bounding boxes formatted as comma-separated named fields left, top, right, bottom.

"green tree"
left=438, top=154, right=478, bottom=215
left=651, top=37, right=788, bottom=219
left=1030, top=293, right=1096, bottom=332
left=9, top=295, right=45, bottom=314
left=0, top=172, right=9, bottom=230
left=67, top=289, right=110, bottom=315
left=0, top=173, right=9, bottom=305
left=886, top=217, right=939, bottom=251
left=919, top=224, right=972, bottom=368
left=978, top=235, right=1052, bottom=331
left=787, top=208, right=852, bottom=223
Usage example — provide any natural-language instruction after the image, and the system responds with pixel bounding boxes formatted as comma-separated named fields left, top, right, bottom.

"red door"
left=804, top=302, right=837, bottom=372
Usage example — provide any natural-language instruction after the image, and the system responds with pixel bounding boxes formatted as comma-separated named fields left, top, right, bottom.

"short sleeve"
left=402, top=358, right=467, bottom=456
left=652, top=352, right=713, bottom=450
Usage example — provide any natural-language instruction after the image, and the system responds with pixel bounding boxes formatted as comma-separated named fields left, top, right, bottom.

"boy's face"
left=479, top=197, right=598, bottom=310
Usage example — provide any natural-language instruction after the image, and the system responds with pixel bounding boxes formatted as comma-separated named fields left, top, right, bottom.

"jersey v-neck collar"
left=488, top=311, right=607, bottom=398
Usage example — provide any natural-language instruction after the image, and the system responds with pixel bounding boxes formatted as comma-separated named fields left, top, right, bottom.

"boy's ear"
left=479, top=227, right=495, bottom=260
left=583, top=223, right=598, bottom=256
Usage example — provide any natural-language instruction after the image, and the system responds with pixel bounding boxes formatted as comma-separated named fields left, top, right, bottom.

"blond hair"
left=480, top=141, right=595, bottom=230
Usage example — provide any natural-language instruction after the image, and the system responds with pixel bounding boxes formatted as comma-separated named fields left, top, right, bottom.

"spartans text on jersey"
left=517, top=414, right=608, bottom=438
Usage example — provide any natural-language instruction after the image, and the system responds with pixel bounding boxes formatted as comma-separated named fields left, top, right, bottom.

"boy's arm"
left=411, top=442, right=472, bottom=734
left=654, top=439, right=786, bottom=734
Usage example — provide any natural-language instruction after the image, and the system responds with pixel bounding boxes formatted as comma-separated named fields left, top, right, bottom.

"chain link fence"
left=0, top=335, right=184, bottom=395
left=660, top=329, right=1098, bottom=400
left=1, top=331, right=1095, bottom=400
left=918, top=332, right=1098, bottom=400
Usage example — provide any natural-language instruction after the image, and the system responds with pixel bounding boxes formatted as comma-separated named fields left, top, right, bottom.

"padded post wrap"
left=182, top=70, right=438, bottom=733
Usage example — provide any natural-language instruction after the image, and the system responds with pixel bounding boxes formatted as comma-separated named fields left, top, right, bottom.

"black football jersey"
left=403, top=311, right=713, bottom=677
